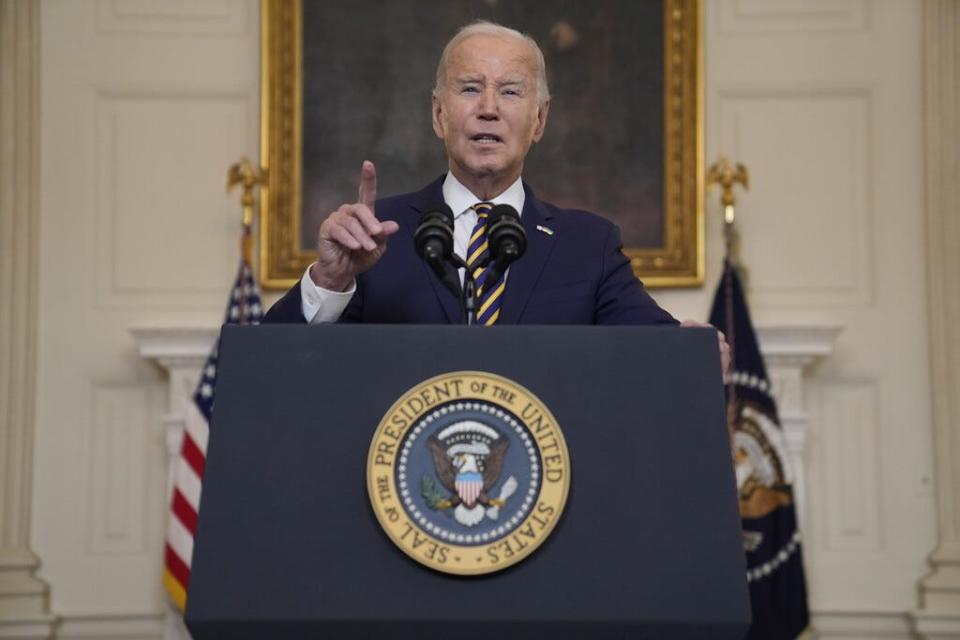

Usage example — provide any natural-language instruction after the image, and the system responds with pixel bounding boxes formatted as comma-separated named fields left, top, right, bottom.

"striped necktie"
left=466, top=202, right=504, bottom=325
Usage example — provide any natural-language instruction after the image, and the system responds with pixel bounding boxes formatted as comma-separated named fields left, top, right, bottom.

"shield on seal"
left=455, top=472, right=483, bottom=506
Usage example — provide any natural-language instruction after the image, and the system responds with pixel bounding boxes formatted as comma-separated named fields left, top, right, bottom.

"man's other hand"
left=681, top=320, right=732, bottom=377
left=310, top=160, right=400, bottom=291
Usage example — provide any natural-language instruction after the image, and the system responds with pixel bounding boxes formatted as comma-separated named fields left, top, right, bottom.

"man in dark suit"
left=265, top=172, right=675, bottom=325
left=264, top=20, right=726, bottom=364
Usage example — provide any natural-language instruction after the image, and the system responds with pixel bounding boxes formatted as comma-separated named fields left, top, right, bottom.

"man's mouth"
left=470, top=133, right=503, bottom=144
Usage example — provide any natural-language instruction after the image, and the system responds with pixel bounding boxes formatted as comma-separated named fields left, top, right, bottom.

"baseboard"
left=0, top=617, right=57, bottom=640
left=54, top=613, right=164, bottom=640
left=910, top=610, right=960, bottom=639
left=811, top=610, right=915, bottom=639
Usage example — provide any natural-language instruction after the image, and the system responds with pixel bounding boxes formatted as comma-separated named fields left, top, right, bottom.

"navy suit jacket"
left=264, top=178, right=677, bottom=326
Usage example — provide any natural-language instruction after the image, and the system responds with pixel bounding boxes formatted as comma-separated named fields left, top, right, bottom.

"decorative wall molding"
left=54, top=612, right=164, bottom=639
left=93, top=90, right=252, bottom=310
left=28, top=0, right=258, bottom=626
left=912, top=1, right=960, bottom=636
left=85, top=386, right=153, bottom=556
left=718, top=0, right=870, bottom=35
left=95, top=0, right=248, bottom=36
left=812, top=610, right=913, bottom=639
left=759, top=325, right=843, bottom=528
left=0, top=0, right=55, bottom=635
left=129, top=326, right=216, bottom=522
left=757, top=325, right=845, bottom=362
left=817, top=383, right=883, bottom=553
left=717, top=87, right=874, bottom=308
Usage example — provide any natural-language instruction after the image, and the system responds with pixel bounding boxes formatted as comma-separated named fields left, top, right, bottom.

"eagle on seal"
left=426, top=420, right=510, bottom=527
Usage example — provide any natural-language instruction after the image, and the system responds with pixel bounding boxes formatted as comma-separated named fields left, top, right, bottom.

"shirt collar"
left=442, top=172, right=526, bottom=220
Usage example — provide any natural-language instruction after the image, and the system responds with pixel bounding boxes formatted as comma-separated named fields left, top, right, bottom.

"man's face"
left=432, top=34, right=550, bottom=189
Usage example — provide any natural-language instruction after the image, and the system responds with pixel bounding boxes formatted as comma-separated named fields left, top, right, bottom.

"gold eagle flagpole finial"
left=226, top=157, right=267, bottom=266
left=706, top=156, right=750, bottom=266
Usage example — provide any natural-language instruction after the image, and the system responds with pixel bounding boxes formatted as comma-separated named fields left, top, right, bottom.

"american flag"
left=163, top=261, right=263, bottom=612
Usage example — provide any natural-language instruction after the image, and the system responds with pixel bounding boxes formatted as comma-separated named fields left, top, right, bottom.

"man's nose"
left=477, top=88, right=499, bottom=119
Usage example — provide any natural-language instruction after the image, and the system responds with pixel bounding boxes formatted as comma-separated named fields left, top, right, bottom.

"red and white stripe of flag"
left=163, top=400, right=209, bottom=611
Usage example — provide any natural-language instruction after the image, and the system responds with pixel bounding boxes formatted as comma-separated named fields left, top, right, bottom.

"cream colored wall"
left=15, top=0, right=941, bottom=637
left=682, top=1, right=936, bottom=633
left=30, top=0, right=259, bottom=632
left=699, top=0, right=936, bottom=625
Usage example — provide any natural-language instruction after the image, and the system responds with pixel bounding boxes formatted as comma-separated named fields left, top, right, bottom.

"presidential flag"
left=163, top=261, right=263, bottom=611
left=709, top=260, right=810, bottom=639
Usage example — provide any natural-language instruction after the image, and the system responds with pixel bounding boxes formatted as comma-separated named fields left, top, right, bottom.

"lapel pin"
left=536, top=225, right=555, bottom=236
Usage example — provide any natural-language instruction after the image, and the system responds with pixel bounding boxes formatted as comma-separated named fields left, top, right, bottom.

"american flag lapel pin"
left=536, top=224, right=554, bottom=236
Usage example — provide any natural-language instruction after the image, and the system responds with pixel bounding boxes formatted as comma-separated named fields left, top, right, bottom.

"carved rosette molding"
left=913, top=1, right=960, bottom=637
left=0, top=1, right=55, bottom=637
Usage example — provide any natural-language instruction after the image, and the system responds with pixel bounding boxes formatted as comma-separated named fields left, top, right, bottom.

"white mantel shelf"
left=130, top=326, right=220, bottom=368
left=130, top=324, right=844, bottom=365
left=757, top=325, right=843, bottom=364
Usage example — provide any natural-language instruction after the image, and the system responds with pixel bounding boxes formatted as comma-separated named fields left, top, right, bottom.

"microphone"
left=485, top=204, right=526, bottom=284
left=414, top=203, right=455, bottom=263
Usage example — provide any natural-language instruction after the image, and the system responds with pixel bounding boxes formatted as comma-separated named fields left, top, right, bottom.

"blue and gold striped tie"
left=466, top=202, right=504, bottom=325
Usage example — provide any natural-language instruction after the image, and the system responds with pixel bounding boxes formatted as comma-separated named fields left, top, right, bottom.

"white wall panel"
left=699, top=0, right=935, bottom=623
left=717, top=88, right=873, bottom=306
left=817, top=382, right=882, bottom=553
left=718, top=0, right=869, bottom=34
left=87, top=385, right=152, bottom=556
left=96, top=0, right=248, bottom=35
left=95, top=91, right=251, bottom=308
left=34, top=0, right=260, bottom=619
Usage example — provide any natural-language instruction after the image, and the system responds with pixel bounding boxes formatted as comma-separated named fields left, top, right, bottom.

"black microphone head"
left=487, top=204, right=526, bottom=260
left=414, top=203, right=455, bottom=260
left=487, top=203, right=520, bottom=225
left=420, top=202, right=455, bottom=228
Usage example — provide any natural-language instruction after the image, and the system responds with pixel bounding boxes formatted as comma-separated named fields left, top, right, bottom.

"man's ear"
left=531, top=99, right=550, bottom=143
left=431, top=94, right=445, bottom=140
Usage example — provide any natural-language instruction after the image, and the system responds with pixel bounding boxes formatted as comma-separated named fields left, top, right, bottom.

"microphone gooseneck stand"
left=447, top=253, right=478, bottom=326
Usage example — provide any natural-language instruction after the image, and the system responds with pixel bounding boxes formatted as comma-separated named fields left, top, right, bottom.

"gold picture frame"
left=259, top=0, right=702, bottom=289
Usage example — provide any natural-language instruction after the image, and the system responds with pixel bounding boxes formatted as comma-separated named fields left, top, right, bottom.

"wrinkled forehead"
left=444, top=34, right=538, bottom=80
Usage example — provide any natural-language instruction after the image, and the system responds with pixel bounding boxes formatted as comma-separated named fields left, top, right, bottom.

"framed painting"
left=260, top=0, right=702, bottom=289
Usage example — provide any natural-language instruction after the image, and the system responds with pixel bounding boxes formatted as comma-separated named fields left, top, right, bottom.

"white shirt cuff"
left=299, top=264, right=356, bottom=324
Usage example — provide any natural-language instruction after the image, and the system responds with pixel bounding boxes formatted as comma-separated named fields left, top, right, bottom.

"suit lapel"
left=499, top=184, right=555, bottom=324
left=401, top=177, right=463, bottom=324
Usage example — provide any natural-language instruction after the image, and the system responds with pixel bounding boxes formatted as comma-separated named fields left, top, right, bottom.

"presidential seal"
left=366, top=371, right=570, bottom=575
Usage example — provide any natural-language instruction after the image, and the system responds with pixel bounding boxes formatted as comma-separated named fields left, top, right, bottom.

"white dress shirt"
left=300, top=173, right=525, bottom=324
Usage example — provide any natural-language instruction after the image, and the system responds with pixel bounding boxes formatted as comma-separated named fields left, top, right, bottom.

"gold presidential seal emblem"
left=366, top=371, right=570, bottom=575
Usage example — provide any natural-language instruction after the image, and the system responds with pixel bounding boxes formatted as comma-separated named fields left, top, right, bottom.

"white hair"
left=433, top=20, right=551, bottom=106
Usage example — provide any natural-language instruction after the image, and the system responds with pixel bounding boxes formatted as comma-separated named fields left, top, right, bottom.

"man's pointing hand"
left=310, top=160, right=400, bottom=291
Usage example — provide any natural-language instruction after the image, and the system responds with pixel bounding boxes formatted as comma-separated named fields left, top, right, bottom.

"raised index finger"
left=358, top=160, right=377, bottom=210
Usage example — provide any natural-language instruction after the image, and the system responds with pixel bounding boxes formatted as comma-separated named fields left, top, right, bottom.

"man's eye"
left=461, top=86, right=479, bottom=94
left=502, top=89, right=520, bottom=97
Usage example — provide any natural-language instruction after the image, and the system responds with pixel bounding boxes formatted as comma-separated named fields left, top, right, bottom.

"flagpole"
left=226, top=157, right=267, bottom=324
left=706, top=156, right=750, bottom=272
left=705, top=158, right=810, bottom=637
left=706, top=156, right=750, bottom=435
